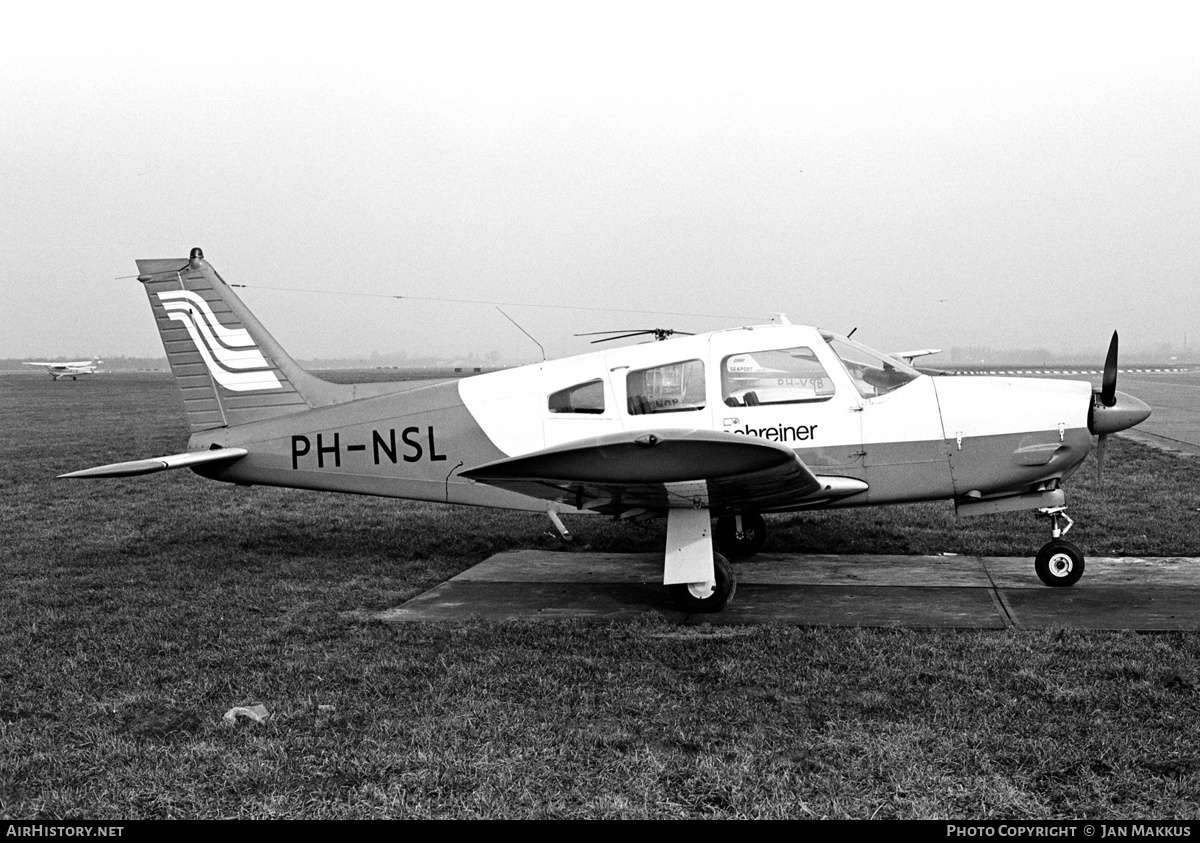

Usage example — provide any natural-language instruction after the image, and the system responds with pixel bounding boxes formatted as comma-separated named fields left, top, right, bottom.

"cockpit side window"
left=825, top=336, right=920, bottom=399
left=548, top=379, right=605, bottom=414
left=626, top=360, right=705, bottom=415
left=721, top=347, right=835, bottom=407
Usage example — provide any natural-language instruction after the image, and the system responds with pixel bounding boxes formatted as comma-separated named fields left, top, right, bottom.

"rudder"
left=137, top=248, right=347, bottom=431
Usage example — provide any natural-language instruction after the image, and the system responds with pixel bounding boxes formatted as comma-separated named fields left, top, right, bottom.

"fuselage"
left=191, top=323, right=1100, bottom=517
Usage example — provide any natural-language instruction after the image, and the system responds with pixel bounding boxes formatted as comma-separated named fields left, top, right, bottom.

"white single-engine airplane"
left=62, top=249, right=1152, bottom=612
left=25, top=357, right=102, bottom=380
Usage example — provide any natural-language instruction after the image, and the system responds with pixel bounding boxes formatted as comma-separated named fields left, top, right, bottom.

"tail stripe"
left=164, top=310, right=284, bottom=392
left=158, top=294, right=277, bottom=373
left=155, top=290, right=283, bottom=391
left=157, top=290, right=257, bottom=348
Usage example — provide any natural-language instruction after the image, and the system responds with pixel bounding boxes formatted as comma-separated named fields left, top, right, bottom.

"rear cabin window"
left=627, top=360, right=706, bottom=415
left=548, top=379, right=605, bottom=414
left=721, top=347, right=835, bottom=406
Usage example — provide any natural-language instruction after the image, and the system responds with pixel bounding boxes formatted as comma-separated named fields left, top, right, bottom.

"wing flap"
left=60, top=447, right=248, bottom=479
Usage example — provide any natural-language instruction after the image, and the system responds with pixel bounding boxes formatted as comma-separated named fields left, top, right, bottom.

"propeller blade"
left=1096, top=433, right=1107, bottom=483
left=1101, top=331, right=1118, bottom=407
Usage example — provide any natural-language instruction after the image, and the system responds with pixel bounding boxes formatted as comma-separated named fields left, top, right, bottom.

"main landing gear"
left=663, top=511, right=765, bottom=612
left=1034, top=506, right=1085, bottom=587
left=663, top=508, right=739, bottom=613
left=714, top=512, right=767, bottom=558
left=668, top=552, right=737, bottom=612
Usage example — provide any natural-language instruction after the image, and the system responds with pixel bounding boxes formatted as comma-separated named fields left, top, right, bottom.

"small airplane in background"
left=24, top=357, right=102, bottom=380
left=62, top=248, right=1152, bottom=613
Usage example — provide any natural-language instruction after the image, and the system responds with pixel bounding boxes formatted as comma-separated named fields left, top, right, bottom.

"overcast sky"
left=3, top=2, right=1198, bottom=363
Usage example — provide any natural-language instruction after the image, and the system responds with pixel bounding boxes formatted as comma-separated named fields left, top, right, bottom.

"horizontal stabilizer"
left=59, top=447, right=248, bottom=479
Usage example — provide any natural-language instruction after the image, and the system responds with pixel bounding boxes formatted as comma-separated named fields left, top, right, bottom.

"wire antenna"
left=228, top=283, right=757, bottom=322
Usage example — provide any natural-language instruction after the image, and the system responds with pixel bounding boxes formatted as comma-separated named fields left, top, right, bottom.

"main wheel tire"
left=714, top=513, right=767, bottom=558
left=668, top=552, right=737, bottom=612
left=1035, top=539, right=1085, bottom=587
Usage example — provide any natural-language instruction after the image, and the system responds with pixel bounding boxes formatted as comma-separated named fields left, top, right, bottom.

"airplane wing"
left=460, top=429, right=866, bottom=515
left=59, top=447, right=248, bottom=478
left=889, top=348, right=941, bottom=364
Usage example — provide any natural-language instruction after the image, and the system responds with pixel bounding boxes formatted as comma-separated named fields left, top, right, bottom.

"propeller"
left=1087, top=330, right=1151, bottom=481
left=1100, top=331, right=1118, bottom=407
left=576, top=328, right=695, bottom=344
left=1097, top=332, right=1118, bottom=480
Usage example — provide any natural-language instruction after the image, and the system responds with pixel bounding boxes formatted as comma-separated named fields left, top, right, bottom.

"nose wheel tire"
left=1035, top=539, right=1085, bottom=587
left=669, top=553, right=737, bottom=612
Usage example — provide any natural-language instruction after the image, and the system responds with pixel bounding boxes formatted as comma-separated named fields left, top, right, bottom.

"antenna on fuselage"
left=576, top=328, right=694, bottom=344
left=496, top=307, right=545, bottom=361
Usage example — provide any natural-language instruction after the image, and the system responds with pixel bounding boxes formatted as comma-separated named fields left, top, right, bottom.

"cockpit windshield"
left=822, top=333, right=921, bottom=399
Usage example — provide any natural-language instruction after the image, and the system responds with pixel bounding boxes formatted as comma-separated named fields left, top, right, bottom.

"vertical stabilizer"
left=137, top=248, right=350, bottom=431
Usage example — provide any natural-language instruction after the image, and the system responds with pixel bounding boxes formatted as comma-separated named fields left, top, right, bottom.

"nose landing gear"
left=1034, top=507, right=1085, bottom=587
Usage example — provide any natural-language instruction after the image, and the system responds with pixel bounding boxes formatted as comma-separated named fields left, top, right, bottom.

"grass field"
left=3, top=372, right=1200, bottom=819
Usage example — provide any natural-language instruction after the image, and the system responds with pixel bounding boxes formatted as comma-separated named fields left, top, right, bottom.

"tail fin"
left=138, top=248, right=350, bottom=431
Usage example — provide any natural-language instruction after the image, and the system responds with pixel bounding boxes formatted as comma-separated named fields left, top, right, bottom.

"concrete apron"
left=376, top=551, right=1200, bottom=630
